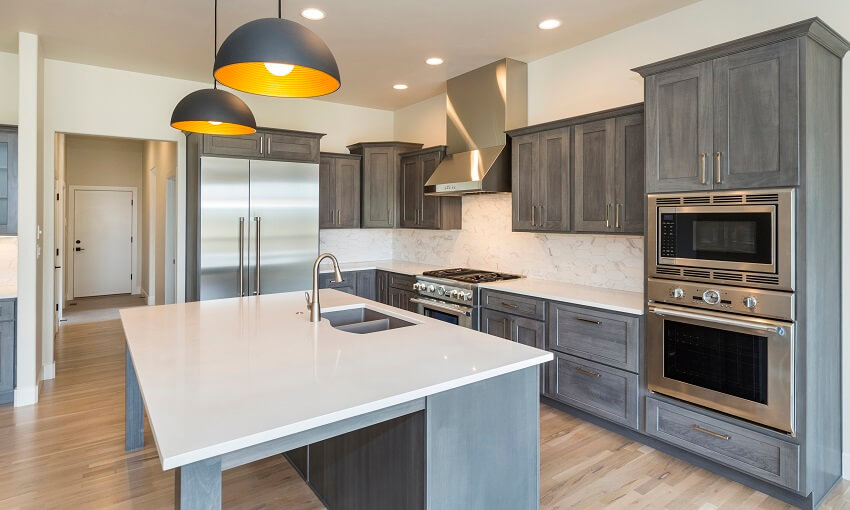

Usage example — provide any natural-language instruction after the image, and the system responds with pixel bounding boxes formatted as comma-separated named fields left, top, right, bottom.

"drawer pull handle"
left=501, top=302, right=519, bottom=309
left=692, top=425, right=730, bottom=440
left=575, top=367, right=601, bottom=378
left=575, top=317, right=601, bottom=325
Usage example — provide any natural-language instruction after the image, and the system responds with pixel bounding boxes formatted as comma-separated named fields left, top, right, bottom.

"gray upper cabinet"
left=201, top=129, right=322, bottom=163
left=399, top=147, right=461, bottom=230
left=0, top=128, right=18, bottom=235
left=713, top=40, right=799, bottom=189
left=615, top=114, right=645, bottom=233
left=511, top=128, right=570, bottom=233
left=644, top=62, right=714, bottom=193
left=319, top=153, right=361, bottom=229
left=574, top=119, right=615, bottom=232
left=348, top=142, right=422, bottom=229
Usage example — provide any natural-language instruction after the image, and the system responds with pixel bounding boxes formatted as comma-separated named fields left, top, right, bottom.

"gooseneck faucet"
left=306, top=253, right=344, bottom=322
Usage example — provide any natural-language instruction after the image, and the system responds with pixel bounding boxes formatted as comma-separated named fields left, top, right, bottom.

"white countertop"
left=480, top=278, right=644, bottom=315
left=119, top=290, right=551, bottom=470
left=318, top=259, right=444, bottom=276
left=0, top=284, right=17, bottom=300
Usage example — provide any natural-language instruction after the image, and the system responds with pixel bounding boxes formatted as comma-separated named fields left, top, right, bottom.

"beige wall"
left=64, top=135, right=144, bottom=297
left=393, top=93, right=447, bottom=147
left=142, top=140, right=176, bottom=305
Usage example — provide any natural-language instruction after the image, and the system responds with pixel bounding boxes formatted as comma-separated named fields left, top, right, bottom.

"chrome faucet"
left=306, top=253, right=344, bottom=322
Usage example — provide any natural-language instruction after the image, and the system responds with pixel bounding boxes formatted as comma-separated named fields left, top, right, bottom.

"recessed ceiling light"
left=393, top=84, right=409, bottom=90
left=301, top=8, right=325, bottom=20
left=538, top=19, right=561, bottom=30
left=425, top=57, right=444, bottom=66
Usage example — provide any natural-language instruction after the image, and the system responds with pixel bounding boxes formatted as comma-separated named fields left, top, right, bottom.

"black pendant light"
left=213, top=0, right=340, bottom=98
left=171, top=0, right=256, bottom=135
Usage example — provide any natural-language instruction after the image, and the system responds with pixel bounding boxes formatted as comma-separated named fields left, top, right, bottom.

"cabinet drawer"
left=388, top=272, right=416, bottom=291
left=202, top=133, right=261, bottom=157
left=481, top=290, right=545, bottom=321
left=549, top=302, right=639, bottom=372
left=0, top=300, right=15, bottom=322
left=318, top=271, right=357, bottom=295
left=553, top=353, right=638, bottom=429
left=645, top=397, right=799, bottom=491
left=265, top=132, right=320, bottom=163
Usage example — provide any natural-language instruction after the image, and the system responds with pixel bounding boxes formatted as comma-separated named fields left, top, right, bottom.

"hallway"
left=62, top=294, right=147, bottom=325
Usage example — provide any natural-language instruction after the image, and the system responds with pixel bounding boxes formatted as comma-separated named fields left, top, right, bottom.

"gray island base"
left=126, top=351, right=540, bottom=510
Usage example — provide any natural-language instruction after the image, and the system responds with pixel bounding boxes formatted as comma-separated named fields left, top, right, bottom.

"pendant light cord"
left=213, top=0, right=218, bottom=88
left=278, top=0, right=282, bottom=19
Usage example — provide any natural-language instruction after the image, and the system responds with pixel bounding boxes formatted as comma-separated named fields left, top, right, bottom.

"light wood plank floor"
left=0, top=319, right=847, bottom=509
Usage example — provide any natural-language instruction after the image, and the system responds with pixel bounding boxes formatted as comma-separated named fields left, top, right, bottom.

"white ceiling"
left=0, top=0, right=697, bottom=110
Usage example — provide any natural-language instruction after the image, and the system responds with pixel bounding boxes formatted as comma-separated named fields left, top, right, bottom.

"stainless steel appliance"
left=413, top=269, right=522, bottom=329
left=647, top=278, right=795, bottom=433
left=198, top=156, right=319, bottom=300
left=648, top=188, right=794, bottom=290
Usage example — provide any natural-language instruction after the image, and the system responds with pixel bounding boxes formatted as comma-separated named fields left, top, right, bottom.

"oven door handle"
left=648, top=306, right=787, bottom=335
left=410, top=297, right=472, bottom=315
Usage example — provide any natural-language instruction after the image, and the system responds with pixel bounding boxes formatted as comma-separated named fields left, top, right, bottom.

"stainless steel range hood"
left=424, top=58, right=527, bottom=196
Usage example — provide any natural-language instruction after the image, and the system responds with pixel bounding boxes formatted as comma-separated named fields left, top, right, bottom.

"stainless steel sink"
left=323, top=307, right=416, bottom=334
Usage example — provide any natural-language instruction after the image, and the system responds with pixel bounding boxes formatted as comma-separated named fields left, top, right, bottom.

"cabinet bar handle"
left=700, top=153, right=706, bottom=184
left=606, top=204, right=612, bottom=228
left=715, top=152, right=722, bottom=184
left=337, top=209, right=341, bottom=225
left=692, top=424, right=731, bottom=440
left=575, top=316, right=601, bottom=325
left=615, top=203, right=621, bottom=229
left=501, top=302, right=519, bottom=309
left=268, top=136, right=271, bottom=153
left=531, top=205, right=536, bottom=227
left=259, top=136, right=264, bottom=155
left=576, top=367, right=601, bottom=378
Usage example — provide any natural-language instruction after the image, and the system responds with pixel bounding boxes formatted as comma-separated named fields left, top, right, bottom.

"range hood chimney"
left=424, top=58, right=527, bottom=195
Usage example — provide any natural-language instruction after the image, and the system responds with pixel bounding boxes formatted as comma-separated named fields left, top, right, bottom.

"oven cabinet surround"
left=0, top=127, right=18, bottom=235
left=507, top=103, right=644, bottom=235
left=398, top=146, right=462, bottom=230
left=635, top=19, right=842, bottom=193
left=634, top=18, right=849, bottom=509
left=0, top=298, right=16, bottom=404
left=121, top=291, right=550, bottom=510
left=347, top=142, right=423, bottom=229
left=319, top=153, right=361, bottom=229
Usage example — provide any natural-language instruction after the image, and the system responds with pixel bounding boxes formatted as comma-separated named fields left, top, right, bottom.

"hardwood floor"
left=0, top=318, right=847, bottom=509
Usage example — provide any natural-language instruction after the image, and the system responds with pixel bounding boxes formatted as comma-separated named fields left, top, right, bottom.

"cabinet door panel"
left=202, top=133, right=262, bottom=158
left=480, top=309, right=512, bottom=340
left=335, top=158, right=361, bottom=228
left=399, top=156, right=420, bottom=228
left=376, top=270, right=389, bottom=304
left=319, top=157, right=336, bottom=228
left=0, top=320, right=13, bottom=402
left=356, top=270, right=376, bottom=300
left=389, top=288, right=415, bottom=311
left=511, top=133, right=538, bottom=231
left=646, top=62, right=713, bottom=192
left=538, top=128, right=571, bottom=232
left=574, top=119, right=616, bottom=232
left=615, top=114, right=645, bottom=234
left=361, top=148, right=396, bottom=228
left=713, top=40, right=799, bottom=189
left=418, top=151, right=442, bottom=229
left=0, top=131, right=17, bottom=235
left=318, top=271, right=357, bottom=295
left=265, top=132, right=320, bottom=162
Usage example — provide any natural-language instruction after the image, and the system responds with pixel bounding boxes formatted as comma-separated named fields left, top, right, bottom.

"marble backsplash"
left=320, top=194, right=644, bottom=292
left=0, top=236, right=17, bottom=286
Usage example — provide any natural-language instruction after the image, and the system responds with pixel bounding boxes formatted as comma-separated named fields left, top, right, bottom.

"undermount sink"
left=323, top=306, right=416, bottom=334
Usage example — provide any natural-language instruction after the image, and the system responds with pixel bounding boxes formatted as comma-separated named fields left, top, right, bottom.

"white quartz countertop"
left=318, top=259, right=444, bottom=276
left=119, top=290, right=551, bottom=470
left=479, top=278, right=644, bottom=315
left=0, top=284, right=17, bottom=300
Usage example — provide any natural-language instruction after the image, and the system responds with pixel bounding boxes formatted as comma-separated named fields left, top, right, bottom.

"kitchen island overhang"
left=120, top=289, right=552, bottom=510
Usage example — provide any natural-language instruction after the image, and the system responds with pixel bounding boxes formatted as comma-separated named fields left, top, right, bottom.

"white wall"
left=393, top=93, right=447, bottom=147
left=0, top=51, right=18, bottom=126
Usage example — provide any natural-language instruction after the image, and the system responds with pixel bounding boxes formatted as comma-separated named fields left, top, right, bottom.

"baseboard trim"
left=14, top=385, right=38, bottom=407
left=42, top=362, right=56, bottom=381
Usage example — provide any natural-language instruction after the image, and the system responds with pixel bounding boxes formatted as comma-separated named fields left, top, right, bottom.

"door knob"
left=75, top=247, right=84, bottom=252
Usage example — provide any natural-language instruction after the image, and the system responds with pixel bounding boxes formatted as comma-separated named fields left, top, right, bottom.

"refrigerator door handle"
left=254, top=216, right=261, bottom=295
left=238, top=217, right=245, bottom=296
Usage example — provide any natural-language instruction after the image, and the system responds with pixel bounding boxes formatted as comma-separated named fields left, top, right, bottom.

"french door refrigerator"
left=199, top=156, right=319, bottom=300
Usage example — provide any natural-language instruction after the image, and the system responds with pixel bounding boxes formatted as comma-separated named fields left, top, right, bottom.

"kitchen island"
left=120, top=289, right=551, bottom=510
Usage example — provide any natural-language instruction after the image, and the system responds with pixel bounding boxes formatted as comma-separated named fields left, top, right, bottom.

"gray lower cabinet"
left=553, top=352, right=638, bottom=430
left=480, top=308, right=548, bottom=395
left=0, top=128, right=18, bottom=235
left=548, top=302, right=640, bottom=373
left=0, top=299, right=16, bottom=405
left=356, top=271, right=376, bottom=300
left=318, top=271, right=357, bottom=295
left=389, top=288, right=416, bottom=312
left=376, top=270, right=389, bottom=304
left=481, top=290, right=545, bottom=321
left=319, top=153, right=361, bottom=229
left=645, top=397, right=799, bottom=491
left=348, top=142, right=423, bottom=228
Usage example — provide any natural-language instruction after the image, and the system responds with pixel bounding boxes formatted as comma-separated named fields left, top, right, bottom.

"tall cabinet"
left=347, top=142, right=422, bottom=228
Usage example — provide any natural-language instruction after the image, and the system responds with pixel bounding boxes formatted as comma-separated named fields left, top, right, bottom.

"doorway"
left=68, top=186, right=137, bottom=298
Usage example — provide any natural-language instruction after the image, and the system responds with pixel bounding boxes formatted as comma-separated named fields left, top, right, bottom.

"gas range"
left=412, top=269, right=522, bottom=329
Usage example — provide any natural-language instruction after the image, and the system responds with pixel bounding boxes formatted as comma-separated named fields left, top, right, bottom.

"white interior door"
left=165, top=176, right=176, bottom=304
left=54, top=179, right=65, bottom=330
left=73, top=189, right=133, bottom=297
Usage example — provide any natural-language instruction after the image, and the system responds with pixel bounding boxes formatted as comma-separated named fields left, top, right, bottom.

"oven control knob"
left=450, top=289, right=459, bottom=298
left=671, top=288, right=684, bottom=299
left=427, top=284, right=436, bottom=293
left=464, top=291, right=473, bottom=301
left=437, top=286, right=446, bottom=296
left=743, top=296, right=758, bottom=310
left=412, top=283, right=420, bottom=291
left=702, top=289, right=721, bottom=305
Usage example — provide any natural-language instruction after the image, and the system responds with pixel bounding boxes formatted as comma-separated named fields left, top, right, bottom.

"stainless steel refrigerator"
left=199, top=156, right=319, bottom=300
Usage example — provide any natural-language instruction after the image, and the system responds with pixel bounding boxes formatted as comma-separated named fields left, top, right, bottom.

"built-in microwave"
left=648, top=189, right=794, bottom=291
